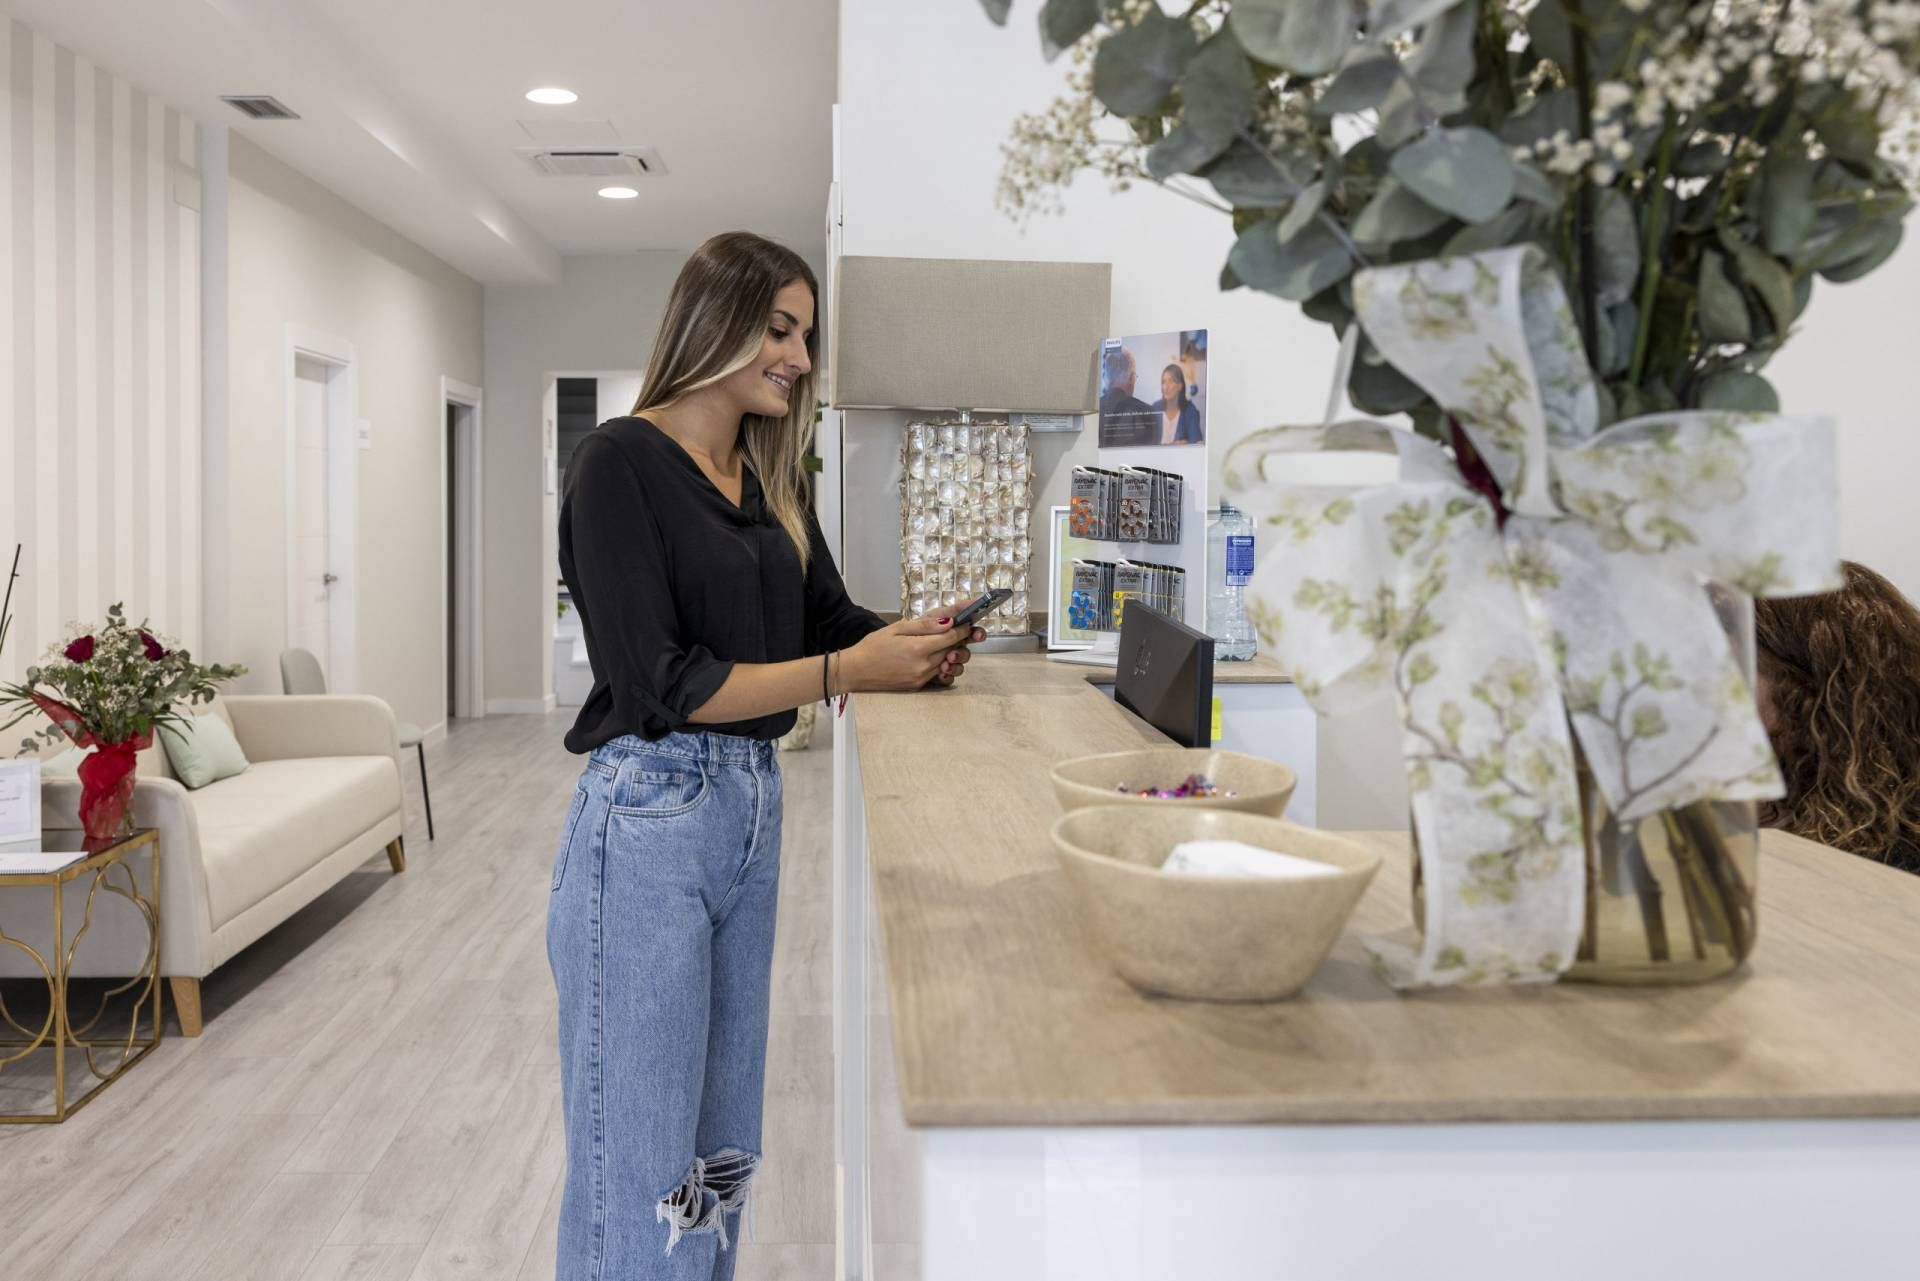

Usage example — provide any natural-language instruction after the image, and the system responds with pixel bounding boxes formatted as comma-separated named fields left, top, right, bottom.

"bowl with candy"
left=1049, top=748, right=1296, bottom=818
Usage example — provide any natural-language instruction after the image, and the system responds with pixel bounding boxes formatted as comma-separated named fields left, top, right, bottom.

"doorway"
left=442, top=377, right=484, bottom=720
left=447, top=402, right=457, bottom=716
left=548, top=372, right=642, bottom=709
left=284, top=328, right=358, bottom=691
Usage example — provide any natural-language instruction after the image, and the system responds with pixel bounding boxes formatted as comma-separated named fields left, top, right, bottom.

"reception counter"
left=830, top=655, right=1920, bottom=1280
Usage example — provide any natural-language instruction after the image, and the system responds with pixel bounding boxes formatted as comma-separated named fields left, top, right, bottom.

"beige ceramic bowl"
left=1050, top=748, right=1297, bottom=818
left=1051, top=806, right=1380, bottom=1001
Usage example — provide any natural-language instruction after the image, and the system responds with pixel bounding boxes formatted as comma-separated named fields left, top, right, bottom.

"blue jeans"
left=547, top=731, right=784, bottom=1281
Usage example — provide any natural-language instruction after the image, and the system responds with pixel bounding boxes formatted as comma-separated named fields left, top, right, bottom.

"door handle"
left=322, top=572, right=339, bottom=586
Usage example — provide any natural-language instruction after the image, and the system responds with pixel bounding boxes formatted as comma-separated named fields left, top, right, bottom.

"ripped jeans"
left=548, top=731, right=783, bottom=1281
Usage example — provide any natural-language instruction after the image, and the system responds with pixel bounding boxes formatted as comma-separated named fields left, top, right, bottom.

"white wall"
left=223, top=135, right=483, bottom=735
left=595, top=373, right=643, bottom=425
left=480, top=252, right=687, bottom=711
left=1768, top=252, right=1920, bottom=604
left=837, top=0, right=1405, bottom=828
left=1, top=20, right=200, bottom=684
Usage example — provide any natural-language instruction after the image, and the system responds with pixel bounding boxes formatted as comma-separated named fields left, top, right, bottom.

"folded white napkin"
left=1160, top=838, right=1339, bottom=880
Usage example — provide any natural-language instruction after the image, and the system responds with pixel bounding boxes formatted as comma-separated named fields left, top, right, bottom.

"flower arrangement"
left=977, top=0, right=1893, bottom=987
left=1, top=604, right=245, bottom=840
left=4, top=605, right=244, bottom=754
left=984, top=0, right=1918, bottom=429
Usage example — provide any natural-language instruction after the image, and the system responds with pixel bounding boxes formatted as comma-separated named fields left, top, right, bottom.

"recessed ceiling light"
left=525, top=87, right=578, bottom=105
left=598, top=186, right=639, bottom=200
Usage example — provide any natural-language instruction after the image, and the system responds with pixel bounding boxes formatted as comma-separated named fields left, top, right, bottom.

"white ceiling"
left=5, top=0, right=838, bottom=283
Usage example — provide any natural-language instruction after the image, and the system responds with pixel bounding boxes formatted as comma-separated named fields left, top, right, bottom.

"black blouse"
left=560, top=416, right=885, bottom=750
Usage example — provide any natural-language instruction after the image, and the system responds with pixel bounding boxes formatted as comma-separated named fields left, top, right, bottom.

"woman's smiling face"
left=719, top=278, right=814, bottom=419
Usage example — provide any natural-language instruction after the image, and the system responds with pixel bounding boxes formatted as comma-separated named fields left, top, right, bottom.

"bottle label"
left=1225, top=534, right=1254, bottom=585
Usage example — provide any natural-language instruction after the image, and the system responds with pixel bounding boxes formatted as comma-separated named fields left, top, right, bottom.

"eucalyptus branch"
left=1234, top=127, right=1374, bottom=267
left=1156, top=177, right=1237, bottom=215
left=1389, top=61, right=1443, bottom=133
left=1627, top=116, right=1680, bottom=388
left=1564, top=0, right=1603, bottom=368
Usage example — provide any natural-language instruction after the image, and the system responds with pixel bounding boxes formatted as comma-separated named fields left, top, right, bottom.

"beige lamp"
left=831, top=256, right=1112, bottom=636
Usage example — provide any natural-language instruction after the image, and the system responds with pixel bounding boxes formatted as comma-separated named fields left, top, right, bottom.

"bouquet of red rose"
left=2, top=603, right=245, bottom=840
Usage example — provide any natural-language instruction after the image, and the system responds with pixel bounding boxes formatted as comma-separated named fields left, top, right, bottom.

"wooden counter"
left=853, top=653, right=1920, bottom=1127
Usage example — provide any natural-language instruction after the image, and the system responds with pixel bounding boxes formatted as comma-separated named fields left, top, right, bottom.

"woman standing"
left=549, top=232, right=980, bottom=1280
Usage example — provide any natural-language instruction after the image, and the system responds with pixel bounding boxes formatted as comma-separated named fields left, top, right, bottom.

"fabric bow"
left=1224, top=245, right=1838, bottom=988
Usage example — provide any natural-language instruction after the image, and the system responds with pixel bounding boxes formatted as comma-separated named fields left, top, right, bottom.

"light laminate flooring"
left=0, top=712, right=846, bottom=1280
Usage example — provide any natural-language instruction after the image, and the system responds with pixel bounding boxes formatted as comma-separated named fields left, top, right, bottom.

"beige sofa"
left=8, top=694, right=408, bottom=1035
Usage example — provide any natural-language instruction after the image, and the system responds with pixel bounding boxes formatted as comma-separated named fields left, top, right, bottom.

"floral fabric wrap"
left=1223, top=245, right=1839, bottom=989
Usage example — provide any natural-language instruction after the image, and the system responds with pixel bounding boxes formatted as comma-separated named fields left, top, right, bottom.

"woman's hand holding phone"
left=843, top=612, right=983, bottom=692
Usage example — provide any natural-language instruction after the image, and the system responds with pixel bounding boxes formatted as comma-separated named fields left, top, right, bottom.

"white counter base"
left=918, top=1120, right=1920, bottom=1280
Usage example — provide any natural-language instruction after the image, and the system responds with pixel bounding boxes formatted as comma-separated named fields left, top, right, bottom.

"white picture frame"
left=0, top=759, right=42, bottom=847
left=1047, top=506, right=1098, bottom=651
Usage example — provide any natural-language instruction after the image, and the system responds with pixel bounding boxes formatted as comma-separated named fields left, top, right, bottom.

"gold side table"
left=0, top=828, right=162, bottom=1123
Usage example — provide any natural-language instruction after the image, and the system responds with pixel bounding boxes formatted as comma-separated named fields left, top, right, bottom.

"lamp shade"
left=831, top=256, right=1111, bottom=412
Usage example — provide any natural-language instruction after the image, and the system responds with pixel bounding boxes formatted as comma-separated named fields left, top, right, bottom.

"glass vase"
left=1412, top=585, right=1759, bottom=985
left=1564, top=585, right=1759, bottom=983
left=76, top=734, right=146, bottom=846
left=1564, top=776, right=1757, bottom=984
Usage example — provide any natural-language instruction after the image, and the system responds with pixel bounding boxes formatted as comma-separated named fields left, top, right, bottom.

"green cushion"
left=159, top=714, right=251, bottom=791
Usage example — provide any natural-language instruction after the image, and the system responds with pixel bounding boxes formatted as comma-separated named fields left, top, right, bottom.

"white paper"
left=0, top=760, right=41, bottom=845
left=1161, top=838, right=1340, bottom=880
left=0, top=848, right=84, bottom=876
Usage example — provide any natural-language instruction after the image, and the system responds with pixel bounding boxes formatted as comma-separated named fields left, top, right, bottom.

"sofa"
left=3, top=694, right=409, bottom=1035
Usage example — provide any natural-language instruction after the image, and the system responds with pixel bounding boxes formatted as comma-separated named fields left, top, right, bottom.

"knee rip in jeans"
left=655, top=1148, right=759, bottom=1255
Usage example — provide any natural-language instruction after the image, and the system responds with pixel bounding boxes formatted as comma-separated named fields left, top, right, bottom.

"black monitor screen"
left=1113, top=604, right=1215, bottom=748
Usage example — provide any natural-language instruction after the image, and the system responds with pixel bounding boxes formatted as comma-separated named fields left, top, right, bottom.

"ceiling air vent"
left=221, top=95, right=300, bottom=121
left=517, top=146, right=667, bottom=179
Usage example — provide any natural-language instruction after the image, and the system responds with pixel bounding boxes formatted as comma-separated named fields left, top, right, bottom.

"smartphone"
left=947, top=588, right=1011, bottom=630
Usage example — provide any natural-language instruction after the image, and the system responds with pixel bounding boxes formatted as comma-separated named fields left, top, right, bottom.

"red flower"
left=140, top=630, right=167, bottom=661
left=64, top=635, right=95, bottom=662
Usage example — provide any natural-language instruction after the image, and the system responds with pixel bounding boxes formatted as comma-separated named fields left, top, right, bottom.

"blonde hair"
left=632, top=231, right=819, bottom=570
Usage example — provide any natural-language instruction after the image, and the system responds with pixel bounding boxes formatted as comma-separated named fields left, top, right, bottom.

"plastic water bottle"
left=1208, top=504, right=1257, bottom=661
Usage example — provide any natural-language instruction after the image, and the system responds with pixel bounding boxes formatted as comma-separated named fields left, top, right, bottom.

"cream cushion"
left=193, top=755, right=401, bottom=929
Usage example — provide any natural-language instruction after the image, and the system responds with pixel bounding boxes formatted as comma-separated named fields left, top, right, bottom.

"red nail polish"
left=936, top=617, right=952, bottom=627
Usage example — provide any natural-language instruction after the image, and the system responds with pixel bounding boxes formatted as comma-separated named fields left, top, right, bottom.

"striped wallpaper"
left=1, top=19, right=201, bottom=686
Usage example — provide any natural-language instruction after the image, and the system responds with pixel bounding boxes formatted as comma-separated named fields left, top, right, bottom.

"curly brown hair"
left=1754, top=562, right=1920, bottom=872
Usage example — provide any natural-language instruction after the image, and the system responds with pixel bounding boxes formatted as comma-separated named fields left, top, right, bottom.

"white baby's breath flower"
left=1594, top=80, right=1635, bottom=114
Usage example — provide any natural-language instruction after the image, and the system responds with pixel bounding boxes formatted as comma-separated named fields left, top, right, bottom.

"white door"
left=292, top=356, right=332, bottom=675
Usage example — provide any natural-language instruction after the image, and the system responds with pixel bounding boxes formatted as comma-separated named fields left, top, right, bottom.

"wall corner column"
left=198, top=121, right=229, bottom=658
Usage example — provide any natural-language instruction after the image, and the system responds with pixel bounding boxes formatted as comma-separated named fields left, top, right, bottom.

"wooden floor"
left=0, top=712, right=846, bottom=1281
